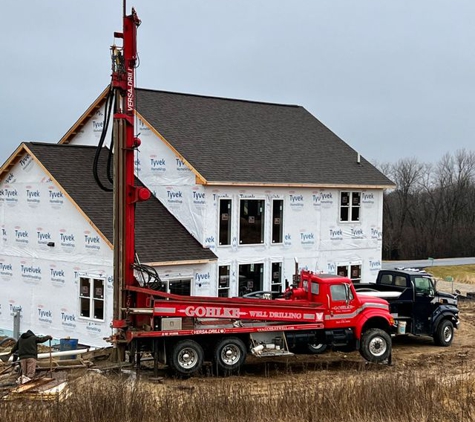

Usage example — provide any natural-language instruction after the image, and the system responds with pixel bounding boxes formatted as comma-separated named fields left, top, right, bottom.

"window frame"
left=238, top=263, right=264, bottom=296
left=239, top=199, right=265, bottom=245
left=271, top=199, right=284, bottom=244
left=336, top=263, right=362, bottom=283
left=218, top=198, right=232, bottom=246
left=163, top=278, right=192, bottom=296
left=339, top=191, right=361, bottom=223
left=79, top=276, right=105, bottom=321
left=218, top=265, right=231, bottom=298
left=271, top=262, right=283, bottom=294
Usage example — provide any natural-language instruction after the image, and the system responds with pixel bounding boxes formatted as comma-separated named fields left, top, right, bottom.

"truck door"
left=328, top=283, right=357, bottom=325
left=412, top=276, right=435, bottom=335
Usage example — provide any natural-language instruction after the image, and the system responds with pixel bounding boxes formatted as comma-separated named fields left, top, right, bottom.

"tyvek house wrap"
left=132, top=114, right=384, bottom=288
left=0, top=154, right=113, bottom=347
left=66, top=107, right=385, bottom=291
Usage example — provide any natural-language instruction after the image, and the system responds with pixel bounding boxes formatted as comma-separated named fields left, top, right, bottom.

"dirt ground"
left=194, top=281, right=475, bottom=387
left=145, top=282, right=475, bottom=389
left=1, top=282, right=474, bottom=392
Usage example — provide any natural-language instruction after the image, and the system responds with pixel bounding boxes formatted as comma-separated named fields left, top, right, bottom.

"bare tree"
left=381, top=149, right=475, bottom=259
left=381, top=158, right=423, bottom=259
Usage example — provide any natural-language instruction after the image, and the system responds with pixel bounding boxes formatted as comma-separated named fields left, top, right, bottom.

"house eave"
left=201, top=181, right=396, bottom=189
left=143, top=258, right=217, bottom=267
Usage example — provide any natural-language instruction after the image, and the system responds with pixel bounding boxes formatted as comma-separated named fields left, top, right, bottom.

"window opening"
left=218, top=266, right=230, bottom=298
left=340, top=192, right=361, bottom=222
left=271, top=262, right=283, bottom=294
left=80, top=277, right=104, bottom=320
left=272, top=199, right=283, bottom=244
left=337, top=264, right=362, bottom=283
left=219, top=199, right=232, bottom=245
left=238, top=263, right=263, bottom=295
left=169, top=279, right=191, bottom=296
left=239, top=199, right=265, bottom=244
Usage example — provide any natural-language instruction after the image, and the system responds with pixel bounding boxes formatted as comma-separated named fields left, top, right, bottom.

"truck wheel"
left=434, top=320, right=454, bottom=347
left=359, top=328, right=391, bottom=363
left=170, top=340, right=204, bottom=376
left=307, top=343, right=328, bottom=354
left=214, top=337, right=247, bottom=374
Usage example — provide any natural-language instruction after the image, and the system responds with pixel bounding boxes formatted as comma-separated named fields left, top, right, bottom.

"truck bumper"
left=453, top=316, right=460, bottom=329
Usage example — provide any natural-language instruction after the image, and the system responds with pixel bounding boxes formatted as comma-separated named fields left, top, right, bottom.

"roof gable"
left=21, top=142, right=216, bottom=265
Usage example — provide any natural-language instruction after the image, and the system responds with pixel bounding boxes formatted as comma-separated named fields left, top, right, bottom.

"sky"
left=1, top=0, right=474, bottom=167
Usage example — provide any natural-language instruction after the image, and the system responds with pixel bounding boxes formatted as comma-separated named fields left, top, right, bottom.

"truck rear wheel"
left=359, top=328, right=391, bottom=363
left=213, top=337, right=247, bottom=374
left=307, top=343, right=328, bottom=354
left=169, top=339, right=204, bottom=376
left=434, top=319, right=454, bottom=347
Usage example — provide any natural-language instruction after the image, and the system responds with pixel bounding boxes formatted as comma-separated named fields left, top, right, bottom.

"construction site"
left=1, top=2, right=475, bottom=421
left=0, top=283, right=474, bottom=421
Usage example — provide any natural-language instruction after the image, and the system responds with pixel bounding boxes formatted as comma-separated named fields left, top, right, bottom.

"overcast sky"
left=1, top=0, right=474, bottom=167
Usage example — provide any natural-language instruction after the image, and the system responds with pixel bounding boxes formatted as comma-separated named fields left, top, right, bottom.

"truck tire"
left=359, top=328, right=391, bottom=363
left=213, top=337, right=247, bottom=374
left=434, top=319, right=454, bottom=347
left=307, top=343, right=328, bottom=354
left=169, top=339, right=204, bottom=376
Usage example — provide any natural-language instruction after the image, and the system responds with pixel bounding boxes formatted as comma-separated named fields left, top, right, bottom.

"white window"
left=80, top=277, right=104, bottom=320
left=337, top=264, right=362, bottom=283
left=271, top=262, right=283, bottom=294
left=340, top=192, right=360, bottom=222
left=218, top=266, right=230, bottom=298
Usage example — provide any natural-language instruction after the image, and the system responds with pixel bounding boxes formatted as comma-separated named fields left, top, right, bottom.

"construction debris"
left=0, top=343, right=115, bottom=400
left=3, top=376, right=69, bottom=401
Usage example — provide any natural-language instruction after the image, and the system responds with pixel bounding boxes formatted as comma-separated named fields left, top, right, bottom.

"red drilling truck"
left=116, top=270, right=395, bottom=376
left=104, top=7, right=395, bottom=376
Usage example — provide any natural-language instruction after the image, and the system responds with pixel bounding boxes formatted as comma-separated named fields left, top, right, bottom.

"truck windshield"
left=413, top=276, right=433, bottom=295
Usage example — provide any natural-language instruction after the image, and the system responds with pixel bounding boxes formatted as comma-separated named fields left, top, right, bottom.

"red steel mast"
left=110, top=6, right=150, bottom=355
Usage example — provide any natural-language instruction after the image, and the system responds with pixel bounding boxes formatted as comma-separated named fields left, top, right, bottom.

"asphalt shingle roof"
left=25, top=142, right=216, bottom=264
left=136, top=89, right=394, bottom=187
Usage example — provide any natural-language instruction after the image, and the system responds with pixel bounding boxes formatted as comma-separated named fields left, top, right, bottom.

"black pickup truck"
left=354, top=269, right=459, bottom=346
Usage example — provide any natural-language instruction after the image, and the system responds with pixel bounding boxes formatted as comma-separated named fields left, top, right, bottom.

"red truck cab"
left=283, top=271, right=394, bottom=360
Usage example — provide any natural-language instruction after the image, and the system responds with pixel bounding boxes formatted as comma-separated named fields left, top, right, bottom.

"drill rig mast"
left=110, top=6, right=150, bottom=359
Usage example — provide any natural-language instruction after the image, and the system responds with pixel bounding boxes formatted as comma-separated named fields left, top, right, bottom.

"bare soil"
left=2, top=284, right=474, bottom=390
left=129, top=285, right=475, bottom=395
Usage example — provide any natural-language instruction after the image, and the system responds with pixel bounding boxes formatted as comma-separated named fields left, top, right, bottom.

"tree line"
left=379, top=149, right=475, bottom=260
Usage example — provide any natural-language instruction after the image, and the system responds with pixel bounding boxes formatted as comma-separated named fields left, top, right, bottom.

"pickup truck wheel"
left=307, top=343, right=328, bottom=354
left=170, top=340, right=204, bottom=376
left=359, top=328, right=391, bottom=363
left=434, top=320, right=454, bottom=347
left=214, top=337, right=247, bottom=375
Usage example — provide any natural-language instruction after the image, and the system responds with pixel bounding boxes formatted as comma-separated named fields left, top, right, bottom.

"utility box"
left=161, top=318, right=182, bottom=331
left=60, top=338, right=78, bottom=360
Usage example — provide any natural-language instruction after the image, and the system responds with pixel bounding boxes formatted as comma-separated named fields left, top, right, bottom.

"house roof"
left=21, top=142, right=217, bottom=265
left=135, top=89, right=395, bottom=188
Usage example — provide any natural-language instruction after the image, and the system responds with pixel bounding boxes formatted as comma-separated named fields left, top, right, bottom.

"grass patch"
left=424, top=265, right=475, bottom=284
left=1, top=368, right=475, bottom=422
